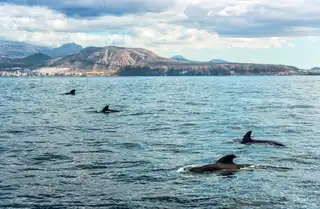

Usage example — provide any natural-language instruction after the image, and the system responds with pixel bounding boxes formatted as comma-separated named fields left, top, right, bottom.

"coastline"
left=0, top=68, right=316, bottom=77
left=0, top=73, right=317, bottom=77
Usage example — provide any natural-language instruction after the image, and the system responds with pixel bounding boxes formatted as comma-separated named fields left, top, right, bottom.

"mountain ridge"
left=0, top=40, right=83, bottom=58
left=170, top=55, right=190, bottom=62
left=170, top=55, right=228, bottom=63
left=210, top=59, right=228, bottom=63
left=35, top=46, right=299, bottom=76
left=0, top=40, right=300, bottom=76
left=0, top=40, right=50, bottom=57
left=40, top=43, right=83, bottom=58
left=0, top=52, right=51, bottom=69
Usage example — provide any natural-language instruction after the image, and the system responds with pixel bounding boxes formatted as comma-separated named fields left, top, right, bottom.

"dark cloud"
left=0, top=0, right=174, bottom=17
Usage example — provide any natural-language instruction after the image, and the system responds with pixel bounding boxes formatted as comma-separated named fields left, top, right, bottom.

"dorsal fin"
left=68, top=89, right=76, bottom=95
left=216, top=154, right=237, bottom=164
left=101, top=105, right=109, bottom=112
left=242, top=131, right=253, bottom=143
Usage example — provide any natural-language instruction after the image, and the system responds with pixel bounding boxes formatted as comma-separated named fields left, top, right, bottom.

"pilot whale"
left=101, top=105, right=120, bottom=113
left=189, top=154, right=240, bottom=173
left=62, top=89, right=76, bottom=95
left=187, top=154, right=291, bottom=174
left=239, top=131, right=285, bottom=147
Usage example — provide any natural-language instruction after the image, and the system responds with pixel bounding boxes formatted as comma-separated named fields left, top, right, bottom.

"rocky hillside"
left=38, top=46, right=174, bottom=75
left=35, top=46, right=299, bottom=76
left=119, top=63, right=298, bottom=76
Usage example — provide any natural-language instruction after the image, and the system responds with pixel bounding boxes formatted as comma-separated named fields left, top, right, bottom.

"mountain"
left=37, top=46, right=173, bottom=75
left=119, top=63, right=299, bottom=76
left=170, top=55, right=190, bottom=62
left=311, top=67, right=320, bottom=70
left=0, top=53, right=51, bottom=69
left=0, top=40, right=82, bottom=58
left=20, top=53, right=52, bottom=66
left=35, top=46, right=299, bottom=76
left=0, top=40, right=50, bottom=58
left=210, top=59, right=228, bottom=63
left=170, top=56, right=229, bottom=63
left=40, top=43, right=83, bottom=58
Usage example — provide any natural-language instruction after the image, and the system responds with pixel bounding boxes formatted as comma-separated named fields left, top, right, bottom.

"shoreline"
left=0, top=74, right=319, bottom=77
left=0, top=69, right=317, bottom=77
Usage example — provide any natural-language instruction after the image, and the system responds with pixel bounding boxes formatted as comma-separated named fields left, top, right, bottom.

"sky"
left=0, top=0, right=320, bottom=69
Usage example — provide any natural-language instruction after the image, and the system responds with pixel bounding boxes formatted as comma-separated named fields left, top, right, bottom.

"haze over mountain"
left=210, top=59, right=229, bottom=63
left=0, top=40, right=49, bottom=58
left=40, top=43, right=83, bottom=58
left=170, top=55, right=228, bottom=63
left=0, top=40, right=83, bottom=58
left=170, top=55, right=190, bottom=62
left=0, top=53, right=51, bottom=69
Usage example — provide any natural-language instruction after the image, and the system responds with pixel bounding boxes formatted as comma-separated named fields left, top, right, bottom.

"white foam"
left=240, top=165, right=257, bottom=170
left=177, top=164, right=201, bottom=173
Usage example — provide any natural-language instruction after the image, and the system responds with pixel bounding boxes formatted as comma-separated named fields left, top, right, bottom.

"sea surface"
left=0, top=76, right=319, bottom=209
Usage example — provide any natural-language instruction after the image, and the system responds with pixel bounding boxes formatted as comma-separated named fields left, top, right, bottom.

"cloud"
left=0, top=3, right=188, bottom=33
left=1, top=0, right=320, bottom=38
left=182, top=0, right=320, bottom=37
left=2, top=0, right=320, bottom=51
left=0, top=0, right=175, bottom=17
left=133, top=23, right=220, bottom=49
left=221, top=37, right=295, bottom=49
left=0, top=29, right=134, bottom=48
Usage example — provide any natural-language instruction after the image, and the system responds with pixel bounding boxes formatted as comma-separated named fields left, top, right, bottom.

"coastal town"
left=0, top=70, right=86, bottom=77
left=0, top=68, right=316, bottom=77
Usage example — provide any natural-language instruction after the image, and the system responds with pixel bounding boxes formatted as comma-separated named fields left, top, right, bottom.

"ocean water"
left=0, top=76, right=319, bottom=209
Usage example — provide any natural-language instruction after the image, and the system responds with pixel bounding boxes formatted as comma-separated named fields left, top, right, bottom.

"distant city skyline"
left=0, top=0, right=319, bottom=69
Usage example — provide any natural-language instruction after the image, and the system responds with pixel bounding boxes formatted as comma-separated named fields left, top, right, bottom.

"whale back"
left=241, top=131, right=253, bottom=143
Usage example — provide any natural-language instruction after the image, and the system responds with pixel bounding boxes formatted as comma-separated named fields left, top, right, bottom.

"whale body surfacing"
left=188, top=154, right=239, bottom=173
left=240, top=131, right=285, bottom=147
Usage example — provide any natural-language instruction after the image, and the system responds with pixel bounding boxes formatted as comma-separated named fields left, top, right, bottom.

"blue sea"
left=0, top=76, right=319, bottom=209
